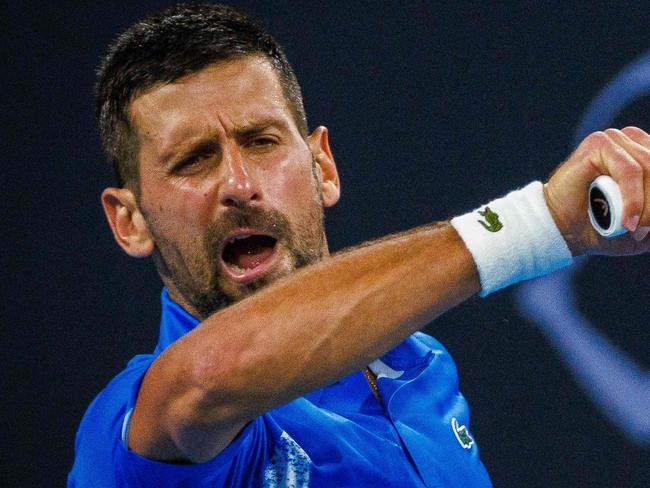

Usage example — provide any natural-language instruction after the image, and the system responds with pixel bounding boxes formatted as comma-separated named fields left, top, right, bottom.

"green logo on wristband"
left=477, top=207, right=503, bottom=232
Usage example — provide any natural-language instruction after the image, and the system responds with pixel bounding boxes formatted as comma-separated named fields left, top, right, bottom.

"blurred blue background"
left=3, top=1, right=649, bottom=486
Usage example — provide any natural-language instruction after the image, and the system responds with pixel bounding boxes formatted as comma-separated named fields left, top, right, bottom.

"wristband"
left=451, top=181, right=573, bottom=296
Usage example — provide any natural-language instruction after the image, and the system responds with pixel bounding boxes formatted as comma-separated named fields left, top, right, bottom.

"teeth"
left=229, top=263, right=253, bottom=273
left=228, top=234, right=252, bottom=244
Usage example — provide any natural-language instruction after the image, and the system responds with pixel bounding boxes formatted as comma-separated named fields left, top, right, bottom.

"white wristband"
left=451, top=181, right=573, bottom=296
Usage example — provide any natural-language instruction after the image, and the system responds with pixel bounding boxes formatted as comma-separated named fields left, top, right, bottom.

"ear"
left=101, top=187, right=154, bottom=257
left=307, top=126, right=340, bottom=208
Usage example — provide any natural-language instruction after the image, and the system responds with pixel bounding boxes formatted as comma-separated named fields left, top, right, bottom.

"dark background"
left=3, top=1, right=649, bottom=486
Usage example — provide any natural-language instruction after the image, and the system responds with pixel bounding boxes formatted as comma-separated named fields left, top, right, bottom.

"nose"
left=218, top=148, right=261, bottom=208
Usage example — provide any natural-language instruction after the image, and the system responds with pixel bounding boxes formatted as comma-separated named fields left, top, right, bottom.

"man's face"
left=127, top=57, right=337, bottom=318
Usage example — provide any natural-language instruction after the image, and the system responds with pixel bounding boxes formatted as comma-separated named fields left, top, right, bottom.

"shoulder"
left=411, top=331, right=454, bottom=357
left=68, top=353, right=293, bottom=487
left=68, top=354, right=155, bottom=486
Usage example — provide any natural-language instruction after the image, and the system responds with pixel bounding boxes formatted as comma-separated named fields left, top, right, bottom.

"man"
left=69, top=4, right=650, bottom=487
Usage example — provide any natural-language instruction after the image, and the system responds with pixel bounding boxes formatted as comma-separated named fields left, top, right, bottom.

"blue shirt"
left=69, top=289, right=493, bottom=487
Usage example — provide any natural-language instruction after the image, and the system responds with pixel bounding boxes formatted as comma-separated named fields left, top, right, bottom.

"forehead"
left=129, top=56, right=293, bottom=145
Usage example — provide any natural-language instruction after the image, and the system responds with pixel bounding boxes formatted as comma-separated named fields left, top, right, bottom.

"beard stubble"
left=148, top=194, right=326, bottom=319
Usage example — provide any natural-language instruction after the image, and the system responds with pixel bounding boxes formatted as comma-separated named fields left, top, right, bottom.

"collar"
left=154, top=288, right=200, bottom=354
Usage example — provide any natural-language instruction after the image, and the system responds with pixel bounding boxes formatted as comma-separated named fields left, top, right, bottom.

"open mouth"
left=221, top=232, right=278, bottom=281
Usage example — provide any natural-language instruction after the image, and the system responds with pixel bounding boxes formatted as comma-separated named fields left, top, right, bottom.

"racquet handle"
left=587, top=175, right=625, bottom=237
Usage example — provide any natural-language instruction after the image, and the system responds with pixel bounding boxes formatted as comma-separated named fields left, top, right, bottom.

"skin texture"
left=104, top=58, right=338, bottom=318
left=101, top=56, right=650, bottom=463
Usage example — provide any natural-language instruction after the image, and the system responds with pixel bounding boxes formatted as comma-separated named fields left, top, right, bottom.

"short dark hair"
left=95, top=3, right=308, bottom=188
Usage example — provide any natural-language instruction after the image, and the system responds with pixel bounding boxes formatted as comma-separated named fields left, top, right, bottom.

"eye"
left=172, top=153, right=212, bottom=175
left=247, top=136, right=278, bottom=149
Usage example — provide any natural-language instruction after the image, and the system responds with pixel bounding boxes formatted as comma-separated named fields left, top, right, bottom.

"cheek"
left=181, top=176, right=220, bottom=217
left=141, top=177, right=218, bottom=237
left=265, top=158, right=317, bottom=207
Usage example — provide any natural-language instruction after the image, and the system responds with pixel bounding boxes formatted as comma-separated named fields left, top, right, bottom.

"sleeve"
left=115, top=419, right=267, bottom=486
left=114, top=360, right=271, bottom=487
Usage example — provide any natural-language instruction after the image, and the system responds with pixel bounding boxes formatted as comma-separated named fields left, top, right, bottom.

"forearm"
left=181, top=221, right=478, bottom=418
left=127, top=126, right=650, bottom=462
left=130, top=221, right=478, bottom=462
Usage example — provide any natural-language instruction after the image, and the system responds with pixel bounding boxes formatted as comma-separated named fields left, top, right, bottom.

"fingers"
left=585, top=130, right=645, bottom=233
left=603, top=128, right=650, bottom=239
left=621, top=125, right=650, bottom=144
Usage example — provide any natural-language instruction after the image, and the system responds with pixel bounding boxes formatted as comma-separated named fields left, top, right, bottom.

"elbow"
left=186, top=341, right=263, bottom=424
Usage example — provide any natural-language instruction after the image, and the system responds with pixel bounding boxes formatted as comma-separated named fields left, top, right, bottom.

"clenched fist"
left=544, top=126, right=650, bottom=256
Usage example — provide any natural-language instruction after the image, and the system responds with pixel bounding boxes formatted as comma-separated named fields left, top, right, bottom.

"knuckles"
left=621, top=126, right=648, bottom=139
left=563, top=126, right=650, bottom=254
left=583, top=130, right=609, bottom=149
left=603, top=127, right=623, bottom=138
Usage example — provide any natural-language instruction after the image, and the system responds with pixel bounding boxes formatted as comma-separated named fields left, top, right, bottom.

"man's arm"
left=128, top=127, right=650, bottom=464
left=129, top=222, right=478, bottom=462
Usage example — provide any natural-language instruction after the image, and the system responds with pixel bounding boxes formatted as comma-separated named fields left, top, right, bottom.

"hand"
left=544, top=126, right=650, bottom=256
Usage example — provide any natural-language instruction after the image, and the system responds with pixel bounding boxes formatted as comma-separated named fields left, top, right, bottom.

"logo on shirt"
left=451, top=417, right=474, bottom=449
left=477, top=207, right=503, bottom=232
left=264, top=431, right=311, bottom=487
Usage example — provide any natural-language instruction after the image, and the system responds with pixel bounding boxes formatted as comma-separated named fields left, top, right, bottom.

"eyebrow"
left=232, top=117, right=289, bottom=140
left=161, top=137, right=219, bottom=166
left=160, top=117, right=290, bottom=165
